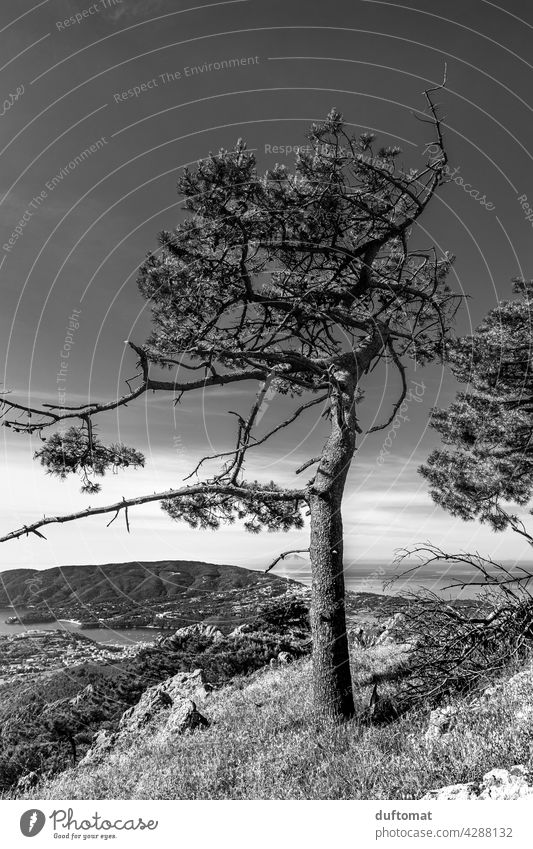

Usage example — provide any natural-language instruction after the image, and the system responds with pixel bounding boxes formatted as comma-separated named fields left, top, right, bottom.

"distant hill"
left=0, top=560, right=295, bottom=608
left=0, top=592, right=312, bottom=791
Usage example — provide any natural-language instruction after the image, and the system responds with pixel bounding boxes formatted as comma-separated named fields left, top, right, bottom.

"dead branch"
left=367, top=340, right=408, bottom=434
left=265, top=549, right=310, bottom=573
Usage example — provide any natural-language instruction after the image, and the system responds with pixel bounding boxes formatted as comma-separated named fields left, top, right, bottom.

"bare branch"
left=367, top=340, right=408, bottom=434
left=0, top=342, right=268, bottom=434
left=265, top=549, right=310, bottom=573
left=295, top=456, right=321, bottom=475
left=185, top=393, right=328, bottom=482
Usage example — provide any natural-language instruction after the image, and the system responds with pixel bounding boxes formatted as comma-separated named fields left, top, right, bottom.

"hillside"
left=18, top=649, right=533, bottom=800
left=1, top=557, right=516, bottom=799
left=0, top=559, right=294, bottom=607
left=0, top=560, right=306, bottom=631
left=1, top=564, right=531, bottom=799
left=0, top=594, right=311, bottom=792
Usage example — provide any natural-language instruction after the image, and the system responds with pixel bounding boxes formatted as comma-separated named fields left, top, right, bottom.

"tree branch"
left=185, top=393, right=328, bottom=481
left=366, top=340, right=408, bottom=434
left=0, top=483, right=307, bottom=543
left=265, top=549, right=310, bottom=573
left=0, top=342, right=268, bottom=434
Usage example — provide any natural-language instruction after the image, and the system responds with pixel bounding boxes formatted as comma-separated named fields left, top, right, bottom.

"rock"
left=425, top=705, right=458, bottom=743
left=481, top=766, right=533, bottom=799
left=423, top=765, right=533, bottom=800
left=479, top=669, right=532, bottom=705
left=166, top=699, right=209, bottom=734
left=269, top=650, right=296, bottom=668
left=16, top=771, right=40, bottom=793
left=119, top=689, right=172, bottom=731
left=515, top=705, right=533, bottom=724
left=350, top=627, right=371, bottom=648
left=119, top=669, right=211, bottom=732
left=479, top=684, right=500, bottom=702
left=80, top=670, right=211, bottom=765
left=69, top=683, right=96, bottom=706
left=423, top=781, right=479, bottom=800
left=348, top=625, right=382, bottom=648
left=67, top=683, right=118, bottom=715
left=79, top=729, right=118, bottom=765
left=166, top=623, right=224, bottom=648
left=228, top=623, right=253, bottom=638
left=375, top=613, right=408, bottom=646
left=164, top=668, right=213, bottom=700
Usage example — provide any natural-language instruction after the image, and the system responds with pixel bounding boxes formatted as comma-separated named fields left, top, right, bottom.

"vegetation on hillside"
left=0, top=597, right=310, bottom=792
left=19, top=648, right=533, bottom=801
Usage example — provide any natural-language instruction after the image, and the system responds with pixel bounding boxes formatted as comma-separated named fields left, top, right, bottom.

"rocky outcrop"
left=423, top=766, right=533, bottom=800
left=80, top=729, right=116, bottom=765
left=423, top=666, right=533, bottom=745
left=348, top=625, right=382, bottom=648
left=166, top=700, right=210, bottom=734
left=348, top=614, right=409, bottom=649
left=160, top=624, right=224, bottom=649
left=80, top=669, right=210, bottom=765
left=41, top=682, right=126, bottom=730
left=119, top=669, right=211, bottom=732
left=228, top=623, right=252, bottom=638
left=425, top=705, right=458, bottom=743
left=15, top=771, right=40, bottom=793
left=269, top=650, right=295, bottom=668
left=375, top=613, right=409, bottom=645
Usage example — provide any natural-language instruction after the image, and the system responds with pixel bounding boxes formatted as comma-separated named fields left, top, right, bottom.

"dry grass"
left=22, top=647, right=533, bottom=800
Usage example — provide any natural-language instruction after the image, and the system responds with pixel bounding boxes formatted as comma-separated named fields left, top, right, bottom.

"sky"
left=1, top=0, right=533, bottom=580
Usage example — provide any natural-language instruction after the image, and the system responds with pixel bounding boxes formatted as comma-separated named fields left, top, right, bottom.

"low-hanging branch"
left=0, top=482, right=307, bottom=543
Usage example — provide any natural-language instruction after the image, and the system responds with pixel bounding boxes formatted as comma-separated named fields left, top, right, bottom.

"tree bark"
left=309, top=366, right=358, bottom=722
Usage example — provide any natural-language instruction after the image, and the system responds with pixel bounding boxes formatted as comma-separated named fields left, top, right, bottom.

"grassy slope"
left=26, top=646, right=533, bottom=800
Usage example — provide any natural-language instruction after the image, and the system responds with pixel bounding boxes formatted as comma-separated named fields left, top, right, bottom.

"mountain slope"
left=20, top=653, right=533, bottom=801
left=0, top=560, right=295, bottom=608
left=0, top=595, right=311, bottom=792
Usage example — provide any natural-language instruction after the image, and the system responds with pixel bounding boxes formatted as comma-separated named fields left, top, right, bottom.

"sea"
left=0, top=610, right=164, bottom=645
left=1, top=559, right=530, bottom=645
left=275, top=559, right=533, bottom=601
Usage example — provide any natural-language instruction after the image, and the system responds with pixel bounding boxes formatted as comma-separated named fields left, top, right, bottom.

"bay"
left=0, top=608, right=164, bottom=645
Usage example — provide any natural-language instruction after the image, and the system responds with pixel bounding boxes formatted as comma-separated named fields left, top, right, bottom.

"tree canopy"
left=0, top=98, right=457, bottom=543
left=421, top=278, right=533, bottom=534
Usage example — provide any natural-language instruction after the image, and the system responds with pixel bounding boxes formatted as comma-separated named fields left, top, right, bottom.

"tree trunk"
left=309, top=366, right=357, bottom=722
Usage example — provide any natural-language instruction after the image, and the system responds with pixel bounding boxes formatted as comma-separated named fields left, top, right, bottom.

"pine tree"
left=421, top=278, right=533, bottom=536
left=1, top=89, right=456, bottom=721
